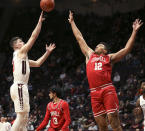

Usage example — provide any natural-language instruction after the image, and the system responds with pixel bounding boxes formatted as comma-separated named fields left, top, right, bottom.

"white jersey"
left=140, top=95, right=145, bottom=118
left=0, top=122, right=11, bottom=131
left=12, top=51, right=30, bottom=84
left=4, top=122, right=11, bottom=131
left=140, top=95, right=145, bottom=130
left=0, top=122, right=3, bottom=130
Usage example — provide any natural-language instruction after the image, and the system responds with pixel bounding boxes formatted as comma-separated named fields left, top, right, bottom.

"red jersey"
left=36, top=99, right=71, bottom=131
left=86, top=53, right=112, bottom=90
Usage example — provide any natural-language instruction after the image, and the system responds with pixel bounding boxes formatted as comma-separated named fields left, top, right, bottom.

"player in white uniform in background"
left=0, top=117, right=5, bottom=130
left=0, top=117, right=11, bottom=131
left=10, top=11, right=56, bottom=131
left=3, top=117, right=11, bottom=131
left=134, top=79, right=145, bottom=131
left=0, top=122, right=2, bottom=130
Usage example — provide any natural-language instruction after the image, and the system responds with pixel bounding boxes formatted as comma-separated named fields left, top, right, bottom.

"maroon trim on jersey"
left=18, top=84, right=23, bottom=110
left=22, top=60, right=26, bottom=75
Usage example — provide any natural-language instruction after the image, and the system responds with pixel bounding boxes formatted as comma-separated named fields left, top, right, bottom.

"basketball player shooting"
left=134, top=79, right=145, bottom=130
left=68, top=10, right=143, bottom=131
left=10, top=11, right=56, bottom=131
left=36, top=87, right=71, bottom=131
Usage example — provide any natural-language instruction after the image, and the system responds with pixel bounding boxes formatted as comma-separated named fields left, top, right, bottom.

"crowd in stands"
left=0, top=5, right=145, bottom=130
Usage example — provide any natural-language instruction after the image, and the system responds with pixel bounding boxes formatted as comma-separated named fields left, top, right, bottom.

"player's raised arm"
left=109, top=19, right=143, bottom=63
left=29, top=43, right=56, bottom=67
left=68, top=11, right=93, bottom=60
left=20, top=11, right=45, bottom=54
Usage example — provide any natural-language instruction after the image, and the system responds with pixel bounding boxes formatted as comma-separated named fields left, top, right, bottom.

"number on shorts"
left=22, top=61, right=26, bottom=74
left=53, top=117, right=58, bottom=124
left=94, top=62, right=102, bottom=70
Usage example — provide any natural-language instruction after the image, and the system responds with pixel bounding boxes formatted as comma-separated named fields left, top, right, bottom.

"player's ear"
left=54, top=92, right=57, bottom=97
left=104, top=49, right=107, bottom=54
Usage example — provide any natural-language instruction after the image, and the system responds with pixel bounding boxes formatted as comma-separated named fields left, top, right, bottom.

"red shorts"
left=90, top=84, right=119, bottom=118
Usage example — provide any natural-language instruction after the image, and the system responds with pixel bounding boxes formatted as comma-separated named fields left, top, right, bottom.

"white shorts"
left=10, top=83, right=30, bottom=112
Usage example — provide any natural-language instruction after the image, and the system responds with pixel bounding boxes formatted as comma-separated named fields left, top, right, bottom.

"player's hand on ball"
left=68, top=10, right=74, bottom=23
left=46, top=43, right=56, bottom=52
left=133, top=19, right=143, bottom=32
left=39, top=11, right=45, bottom=23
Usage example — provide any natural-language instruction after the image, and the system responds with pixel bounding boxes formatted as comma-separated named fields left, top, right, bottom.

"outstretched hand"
left=68, top=10, right=74, bottom=23
left=39, top=11, right=45, bottom=23
left=133, top=19, right=143, bottom=32
left=46, top=43, right=56, bottom=52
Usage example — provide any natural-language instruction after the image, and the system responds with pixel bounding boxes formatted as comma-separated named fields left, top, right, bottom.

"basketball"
left=40, top=0, right=55, bottom=12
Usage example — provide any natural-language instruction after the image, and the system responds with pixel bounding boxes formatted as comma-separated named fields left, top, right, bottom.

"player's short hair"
left=140, top=79, right=145, bottom=86
left=99, top=41, right=109, bottom=53
left=49, top=86, right=62, bottom=98
left=9, top=37, right=22, bottom=48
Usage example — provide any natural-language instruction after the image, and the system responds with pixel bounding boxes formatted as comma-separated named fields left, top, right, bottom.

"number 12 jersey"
left=86, top=53, right=112, bottom=90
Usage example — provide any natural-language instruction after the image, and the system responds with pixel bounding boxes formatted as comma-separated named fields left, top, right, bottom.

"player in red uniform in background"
left=68, top=10, right=143, bottom=131
left=36, top=87, right=71, bottom=131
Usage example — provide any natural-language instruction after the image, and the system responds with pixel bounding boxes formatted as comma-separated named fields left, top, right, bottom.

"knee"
left=108, top=112, right=120, bottom=129
left=23, top=113, right=29, bottom=123
left=95, top=119, right=108, bottom=130
left=18, top=112, right=29, bottom=123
